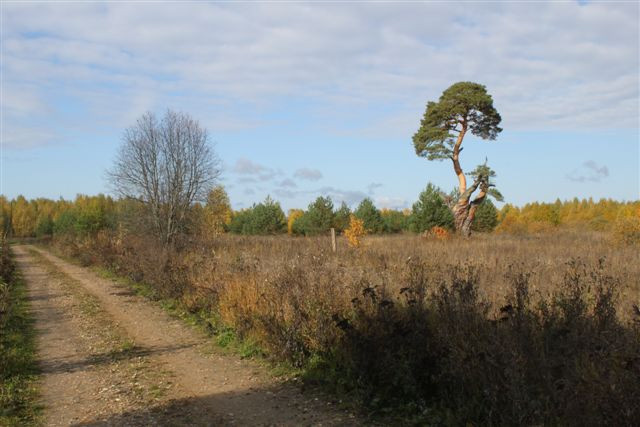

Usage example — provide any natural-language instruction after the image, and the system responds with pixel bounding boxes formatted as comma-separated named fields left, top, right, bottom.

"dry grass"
left=181, top=231, right=639, bottom=321
left=53, top=230, right=640, bottom=424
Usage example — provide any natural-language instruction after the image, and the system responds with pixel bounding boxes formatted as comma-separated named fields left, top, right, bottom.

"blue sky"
left=1, top=1, right=638, bottom=211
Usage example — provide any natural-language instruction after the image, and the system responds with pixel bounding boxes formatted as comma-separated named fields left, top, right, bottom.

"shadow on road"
left=39, top=343, right=196, bottom=375
left=75, top=383, right=358, bottom=427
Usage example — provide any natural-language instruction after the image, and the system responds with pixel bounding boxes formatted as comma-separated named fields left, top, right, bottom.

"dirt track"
left=14, top=245, right=358, bottom=426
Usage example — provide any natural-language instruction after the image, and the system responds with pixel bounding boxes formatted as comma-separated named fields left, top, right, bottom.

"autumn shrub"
left=319, top=260, right=640, bottom=424
left=526, top=220, right=556, bottom=233
left=344, top=215, right=366, bottom=247
left=326, top=260, right=440, bottom=412
left=287, top=209, right=304, bottom=235
left=0, top=238, right=15, bottom=285
left=425, top=225, right=450, bottom=240
left=431, top=260, right=639, bottom=425
left=612, top=208, right=640, bottom=245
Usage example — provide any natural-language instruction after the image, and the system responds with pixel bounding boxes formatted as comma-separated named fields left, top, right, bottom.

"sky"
left=1, top=1, right=639, bottom=211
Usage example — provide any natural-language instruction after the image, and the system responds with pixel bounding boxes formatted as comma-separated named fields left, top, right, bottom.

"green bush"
left=35, top=216, right=54, bottom=237
left=471, top=198, right=498, bottom=232
left=292, top=196, right=335, bottom=236
left=333, top=202, right=352, bottom=232
left=228, top=210, right=248, bottom=234
left=382, top=210, right=409, bottom=233
left=354, top=198, right=384, bottom=234
left=229, top=197, right=286, bottom=235
left=53, top=210, right=78, bottom=236
left=409, top=183, right=454, bottom=233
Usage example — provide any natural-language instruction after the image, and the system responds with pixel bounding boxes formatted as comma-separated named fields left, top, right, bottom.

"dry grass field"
left=52, top=229, right=640, bottom=425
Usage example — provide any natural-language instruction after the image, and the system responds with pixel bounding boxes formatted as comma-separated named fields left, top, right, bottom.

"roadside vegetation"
left=0, top=238, right=39, bottom=426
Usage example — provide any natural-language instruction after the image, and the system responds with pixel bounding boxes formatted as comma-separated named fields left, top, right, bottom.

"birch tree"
left=108, top=110, right=221, bottom=244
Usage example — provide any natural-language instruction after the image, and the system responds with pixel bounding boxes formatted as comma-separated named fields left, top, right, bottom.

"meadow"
left=50, top=228, right=640, bottom=425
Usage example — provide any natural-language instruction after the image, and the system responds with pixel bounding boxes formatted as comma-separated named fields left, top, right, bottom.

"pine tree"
left=333, top=202, right=352, bottom=232
left=413, top=82, right=503, bottom=236
left=409, top=183, right=454, bottom=233
left=354, top=198, right=384, bottom=234
left=471, top=198, right=498, bottom=232
left=294, top=196, right=335, bottom=236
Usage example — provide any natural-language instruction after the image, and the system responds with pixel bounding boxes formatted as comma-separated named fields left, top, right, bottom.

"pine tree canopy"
left=413, top=82, right=502, bottom=161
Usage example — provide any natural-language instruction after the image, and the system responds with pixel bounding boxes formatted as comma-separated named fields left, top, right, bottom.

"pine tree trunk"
left=453, top=199, right=470, bottom=233
left=452, top=180, right=480, bottom=236
left=458, top=189, right=487, bottom=237
left=460, top=204, right=478, bottom=237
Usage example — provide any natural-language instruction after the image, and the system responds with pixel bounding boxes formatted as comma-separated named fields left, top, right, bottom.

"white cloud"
left=317, top=186, right=368, bottom=206
left=367, top=183, right=383, bottom=195
left=273, top=188, right=297, bottom=199
left=2, top=2, right=638, bottom=149
left=278, top=178, right=297, bottom=188
left=232, top=158, right=281, bottom=181
left=293, top=168, right=323, bottom=181
left=237, top=177, right=258, bottom=184
left=234, top=158, right=267, bottom=175
left=2, top=127, right=58, bottom=150
left=566, top=160, right=610, bottom=183
left=376, top=196, right=409, bottom=210
left=270, top=185, right=369, bottom=206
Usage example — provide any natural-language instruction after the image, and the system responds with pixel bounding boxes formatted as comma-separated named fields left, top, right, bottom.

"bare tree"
left=108, top=110, right=221, bottom=244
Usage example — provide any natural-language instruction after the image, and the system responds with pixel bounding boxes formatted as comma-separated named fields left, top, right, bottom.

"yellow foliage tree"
left=11, top=196, right=37, bottom=237
left=344, top=214, right=366, bottom=248
left=202, top=186, right=232, bottom=236
left=495, top=199, right=639, bottom=234
left=495, top=205, right=525, bottom=234
left=287, top=209, right=304, bottom=235
left=0, top=196, right=11, bottom=236
left=612, top=205, right=640, bottom=245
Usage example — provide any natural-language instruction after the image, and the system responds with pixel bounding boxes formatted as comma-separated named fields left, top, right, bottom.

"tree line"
left=1, top=191, right=637, bottom=240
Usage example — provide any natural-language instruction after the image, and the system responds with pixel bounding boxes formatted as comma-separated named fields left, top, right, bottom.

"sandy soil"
left=14, top=245, right=359, bottom=426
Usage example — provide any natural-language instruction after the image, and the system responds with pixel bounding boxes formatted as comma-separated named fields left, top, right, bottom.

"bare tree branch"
left=108, top=110, right=221, bottom=244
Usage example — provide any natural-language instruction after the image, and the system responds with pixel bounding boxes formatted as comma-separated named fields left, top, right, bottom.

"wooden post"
left=330, top=228, right=337, bottom=253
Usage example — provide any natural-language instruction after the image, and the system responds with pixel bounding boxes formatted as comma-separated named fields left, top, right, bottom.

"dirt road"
left=13, top=245, right=358, bottom=426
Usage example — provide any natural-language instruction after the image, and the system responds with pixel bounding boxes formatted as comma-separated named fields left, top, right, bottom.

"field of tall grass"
left=53, top=230, right=640, bottom=424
